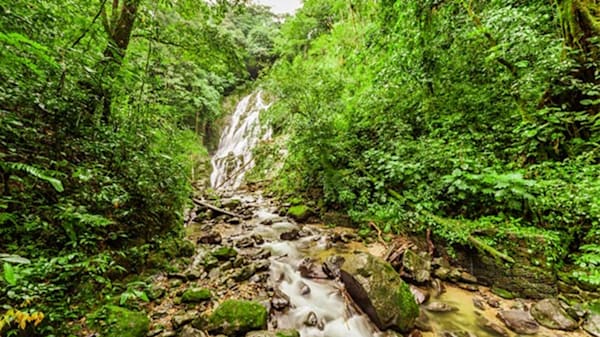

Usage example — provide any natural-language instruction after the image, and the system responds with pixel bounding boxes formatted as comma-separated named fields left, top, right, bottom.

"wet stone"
left=197, top=232, right=222, bottom=245
left=402, top=250, right=432, bottom=283
left=211, top=246, right=237, bottom=260
left=147, top=327, right=163, bottom=337
left=280, top=229, right=300, bottom=241
left=178, top=325, right=207, bottom=337
left=171, top=311, right=197, bottom=329
left=477, top=316, right=509, bottom=337
left=431, top=278, right=446, bottom=298
left=254, top=260, right=270, bottom=272
left=271, top=288, right=290, bottom=310
left=235, top=236, right=255, bottom=248
left=472, top=296, right=486, bottom=310
left=298, top=281, right=311, bottom=296
left=425, top=302, right=459, bottom=313
left=486, top=297, right=501, bottom=308
left=233, top=264, right=257, bottom=282
left=531, top=298, right=579, bottom=331
left=456, top=282, right=479, bottom=292
left=409, top=285, right=429, bottom=305
left=497, top=310, right=540, bottom=335
left=298, top=258, right=328, bottom=279
left=304, top=311, right=318, bottom=327
left=227, top=217, right=241, bottom=225
left=415, top=309, right=433, bottom=331
left=442, top=331, right=478, bottom=337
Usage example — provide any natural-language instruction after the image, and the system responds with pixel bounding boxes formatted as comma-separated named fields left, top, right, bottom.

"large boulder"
left=208, top=300, right=267, bottom=336
left=497, top=310, right=539, bottom=335
left=530, top=299, right=578, bottom=331
left=339, top=252, right=419, bottom=332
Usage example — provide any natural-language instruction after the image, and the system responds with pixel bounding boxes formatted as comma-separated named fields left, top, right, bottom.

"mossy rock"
left=492, top=287, right=516, bottom=299
left=182, top=288, right=212, bottom=303
left=161, top=238, right=196, bottom=258
left=340, top=252, right=419, bottom=332
left=287, top=197, right=303, bottom=205
left=208, top=300, right=267, bottom=335
left=90, top=305, right=149, bottom=337
left=246, top=330, right=300, bottom=337
left=287, top=205, right=311, bottom=222
left=212, top=246, right=238, bottom=260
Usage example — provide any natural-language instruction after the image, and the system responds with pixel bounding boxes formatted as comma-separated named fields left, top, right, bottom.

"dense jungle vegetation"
left=2, top=0, right=600, bottom=335
left=0, top=0, right=278, bottom=334
left=262, top=0, right=600, bottom=288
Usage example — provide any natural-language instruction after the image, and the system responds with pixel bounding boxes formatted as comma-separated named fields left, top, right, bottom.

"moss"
left=90, top=305, right=149, bottom=337
left=491, top=286, right=515, bottom=299
left=287, top=205, right=311, bottom=221
left=181, top=288, right=212, bottom=303
left=208, top=300, right=267, bottom=335
left=275, top=330, right=301, bottom=337
left=287, top=197, right=303, bottom=205
left=395, top=281, right=420, bottom=331
left=211, top=246, right=238, bottom=260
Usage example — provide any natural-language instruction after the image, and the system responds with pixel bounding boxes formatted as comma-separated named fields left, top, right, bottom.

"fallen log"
left=192, top=198, right=242, bottom=218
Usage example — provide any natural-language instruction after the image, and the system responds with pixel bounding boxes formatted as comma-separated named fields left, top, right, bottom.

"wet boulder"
left=339, top=252, right=419, bottom=332
left=402, top=250, right=431, bottom=283
left=208, top=300, right=268, bottom=336
left=530, top=298, right=578, bottom=331
left=497, top=310, right=539, bottom=335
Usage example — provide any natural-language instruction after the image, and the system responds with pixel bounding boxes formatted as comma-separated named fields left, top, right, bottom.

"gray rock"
left=227, top=217, right=241, bottom=224
left=402, top=250, right=431, bottom=283
left=197, top=232, right=222, bottom=245
left=178, top=325, right=207, bottom=337
left=477, top=316, right=509, bottom=337
left=245, top=330, right=300, bottom=337
left=272, top=288, right=290, bottom=310
left=172, top=311, right=197, bottom=329
left=280, top=229, right=300, bottom=241
left=497, top=310, right=539, bottom=335
left=415, top=309, right=432, bottom=331
left=409, top=285, right=429, bottom=304
left=472, top=297, right=486, bottom=310
left=304, top=311, right=318, bottom=326
left=531, top=298, right=579, bottom=331
left=583, top=312, right=600, bottom=337
left=233, top=263, right=256, bottom=282
left=340, top=252, right=419, bottom=332
left=425, top=302, right=458, bottom=313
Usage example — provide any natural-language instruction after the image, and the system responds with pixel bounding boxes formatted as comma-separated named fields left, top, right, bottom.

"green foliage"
left=264, top=0, right=600, bottom=277
left=0, top=0, right=278, bottom=335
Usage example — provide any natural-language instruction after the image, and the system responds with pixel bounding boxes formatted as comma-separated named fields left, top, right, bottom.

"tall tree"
left=100, top=0, right=142, bottom=123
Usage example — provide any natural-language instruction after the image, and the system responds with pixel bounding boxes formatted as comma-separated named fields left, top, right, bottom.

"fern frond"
left=1, top=162, right=64, bottom=192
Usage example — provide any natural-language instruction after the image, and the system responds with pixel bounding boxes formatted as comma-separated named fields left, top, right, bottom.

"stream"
left=145, top=92, right=596, bottom=337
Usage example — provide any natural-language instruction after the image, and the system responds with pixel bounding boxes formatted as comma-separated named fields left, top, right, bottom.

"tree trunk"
left=99, top=0, right=142, bottom=124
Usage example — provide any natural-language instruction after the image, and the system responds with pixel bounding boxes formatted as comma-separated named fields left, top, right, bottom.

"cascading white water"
left=210, top=91, right=272, bottom=190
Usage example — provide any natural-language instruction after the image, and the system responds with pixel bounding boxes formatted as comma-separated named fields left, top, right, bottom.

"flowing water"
left=210, top=91, right=271, bottom=191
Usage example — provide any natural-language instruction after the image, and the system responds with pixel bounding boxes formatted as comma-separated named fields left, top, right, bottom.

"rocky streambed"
left=141, top=188, right=600, bottom=337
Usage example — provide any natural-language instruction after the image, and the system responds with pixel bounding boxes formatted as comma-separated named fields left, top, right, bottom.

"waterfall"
left=210, top=91, right=272, bottom=190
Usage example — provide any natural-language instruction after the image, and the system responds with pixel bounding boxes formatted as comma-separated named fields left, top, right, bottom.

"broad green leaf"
left=3, top=262, right=16, bottom=286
